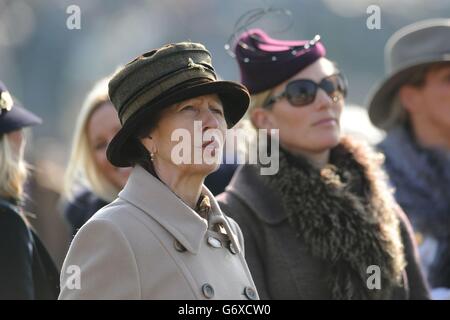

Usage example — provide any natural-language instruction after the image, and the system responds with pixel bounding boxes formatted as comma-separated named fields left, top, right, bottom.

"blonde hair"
left=0, top=133, right=28, bottom=201
left=244, top=88, right=273, bottom=129
left=64, top=77, right=119, bottom=202
left=225, top=88, right=273, bottom=161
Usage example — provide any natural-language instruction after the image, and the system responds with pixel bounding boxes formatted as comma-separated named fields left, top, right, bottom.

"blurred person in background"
left=24, top=139, right=70, bottom=269
left=64, top=77, right=131, bottom=237
left=217, top=28, right=429, bottom=299
left=0, top=81, right=59, bottom=299
left=59, top=42, right=258, bottom=299
left=368, top=19, right=450, bottom=299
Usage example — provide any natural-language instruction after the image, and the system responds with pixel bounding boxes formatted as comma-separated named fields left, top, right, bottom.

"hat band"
left=388, top=53, right=450, bottom=74
left=110, top=48, right=214, bottom=110
left=120, top=67, right=216, bottom=124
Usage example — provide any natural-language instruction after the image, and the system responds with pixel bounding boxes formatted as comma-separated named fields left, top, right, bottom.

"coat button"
left=174, top=239, right=186, bottom=252
left=202, top=283, right=215, bottom=299
left=244, top=286, right=257, bottom=300
left=229, top=242, right=238, bottom=254
left=207, top=236, right=222, bottom=248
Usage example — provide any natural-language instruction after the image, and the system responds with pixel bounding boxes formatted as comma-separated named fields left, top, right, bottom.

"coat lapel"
left=119, top=166, right=208, bottom=254
left=225, top=165, right=287, bottom=225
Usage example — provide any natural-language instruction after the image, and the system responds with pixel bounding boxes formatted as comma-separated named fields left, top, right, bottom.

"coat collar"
left=260, top=137, right=406, bottom=299
left=225, top=165, right=287, bottom=224
left=119, top=165, right=226, bottom=254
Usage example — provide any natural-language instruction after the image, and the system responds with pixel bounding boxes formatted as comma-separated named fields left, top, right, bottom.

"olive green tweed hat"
left=107, top=42, right=250, bottom=167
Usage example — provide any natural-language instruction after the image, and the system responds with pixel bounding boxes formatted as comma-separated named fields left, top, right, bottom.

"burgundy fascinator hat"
left=234, top=28, right=327, bottom=94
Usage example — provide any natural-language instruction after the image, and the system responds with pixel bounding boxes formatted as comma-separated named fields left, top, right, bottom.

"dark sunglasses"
left=263, top=73, right=348, bottom=108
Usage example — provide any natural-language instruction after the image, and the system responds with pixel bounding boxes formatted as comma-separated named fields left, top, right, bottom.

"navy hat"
left=0, top=81, right=42, bottom=135
left=234, top=29, right=326, bottom=94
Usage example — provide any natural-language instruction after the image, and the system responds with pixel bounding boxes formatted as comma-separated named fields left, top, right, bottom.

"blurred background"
left=0, top=0, right=449, bottom=265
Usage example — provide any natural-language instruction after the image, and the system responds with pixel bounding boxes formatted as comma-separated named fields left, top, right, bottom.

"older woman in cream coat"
left=59, top=42, right=258, bottom=300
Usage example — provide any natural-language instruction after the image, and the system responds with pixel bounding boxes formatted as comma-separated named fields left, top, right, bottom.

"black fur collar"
left=261, top=136, right=406, bottom=299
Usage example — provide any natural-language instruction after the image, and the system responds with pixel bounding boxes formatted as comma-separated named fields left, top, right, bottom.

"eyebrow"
left=176, top=97, right=203, bottom=108
left=209, top=98, right=223, bottom=107
left=176, top=96, right=222, bottom=108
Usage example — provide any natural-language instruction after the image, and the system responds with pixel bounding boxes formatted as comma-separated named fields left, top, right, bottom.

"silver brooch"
left=0, top=91, right=13, bottom=112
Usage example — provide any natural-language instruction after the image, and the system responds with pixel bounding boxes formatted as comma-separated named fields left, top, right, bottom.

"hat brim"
left=107, top=80, right=249, bottom=167
left=368, top=56, right=450, bottom=130
left=0, top=105, right=42, bottom=135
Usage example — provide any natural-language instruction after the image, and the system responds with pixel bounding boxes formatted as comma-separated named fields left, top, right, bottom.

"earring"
left=150, top=152, right=154, bottom=161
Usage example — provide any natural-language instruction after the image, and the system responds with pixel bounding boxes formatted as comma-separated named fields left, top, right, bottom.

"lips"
left=202, top=140, right=215, bottom=148
left=313, top=117, right=337, bottom=126
left=203, top=132, right=222, bottom=148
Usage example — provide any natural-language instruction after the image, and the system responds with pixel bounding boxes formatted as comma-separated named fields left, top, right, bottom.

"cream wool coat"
left=59, top=166, right=258, bottom=300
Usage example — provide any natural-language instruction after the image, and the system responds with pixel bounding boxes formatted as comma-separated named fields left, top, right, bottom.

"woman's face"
left=402, top=64, right=450, bottom=136
left=141, top=94, right=227, bottom=177
left=254, top=58, right=344, bottom=154
left=87, top=102, right=131, bottom=189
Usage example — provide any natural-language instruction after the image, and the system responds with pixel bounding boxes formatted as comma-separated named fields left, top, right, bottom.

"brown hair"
left=123, top=109, right=164, bottom=178
left=404, top=61, right=450, bottom=88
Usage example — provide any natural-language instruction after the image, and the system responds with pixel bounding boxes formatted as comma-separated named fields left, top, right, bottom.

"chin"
left=181, top=162, right=221, bottom=177
left=197, top=162, right=221, bottom=175
left=313, top=132, right=341, bottom=150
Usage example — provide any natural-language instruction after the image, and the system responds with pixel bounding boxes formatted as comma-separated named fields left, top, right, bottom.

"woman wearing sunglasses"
left=217, top=29, right=429, bottom=299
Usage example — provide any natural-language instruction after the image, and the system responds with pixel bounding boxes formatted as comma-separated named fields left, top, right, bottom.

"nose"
left=200, top=107, right=220, bottom=132
left=314, top=88, right=334, bottom=110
